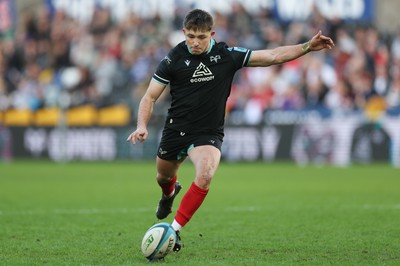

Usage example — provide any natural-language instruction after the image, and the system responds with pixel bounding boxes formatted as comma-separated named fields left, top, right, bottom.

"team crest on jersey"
left=210, top=55, right=221, bottom=63
left=190, top=62, right=214, bottom=83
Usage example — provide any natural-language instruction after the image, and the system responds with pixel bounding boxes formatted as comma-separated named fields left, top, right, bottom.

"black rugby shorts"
left=157, top=128, right=223, bottom=160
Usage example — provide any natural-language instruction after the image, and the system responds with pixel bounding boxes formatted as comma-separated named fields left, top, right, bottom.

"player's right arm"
left=127, top=79, right=166, bottom=144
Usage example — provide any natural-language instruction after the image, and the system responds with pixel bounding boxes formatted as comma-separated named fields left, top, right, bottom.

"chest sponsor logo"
left=190, top=62, right=215, bottom=83
left=210, top=55, right=221, bottom=63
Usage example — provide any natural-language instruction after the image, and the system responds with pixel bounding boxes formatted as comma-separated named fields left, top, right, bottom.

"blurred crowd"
left=1, top=3, right=400, bottom=125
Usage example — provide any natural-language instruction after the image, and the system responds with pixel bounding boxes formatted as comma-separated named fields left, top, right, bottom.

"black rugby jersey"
left=152, top=39, right=252, bottom=134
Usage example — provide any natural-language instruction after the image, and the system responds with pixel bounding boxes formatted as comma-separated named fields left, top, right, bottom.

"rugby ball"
left=141, top=222, right=177, bottom=261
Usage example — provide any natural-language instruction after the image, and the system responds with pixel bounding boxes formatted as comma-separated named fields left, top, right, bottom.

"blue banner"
left=45, top=0, right=374, bottom=23
left=272, top=0, right=374, bottom=22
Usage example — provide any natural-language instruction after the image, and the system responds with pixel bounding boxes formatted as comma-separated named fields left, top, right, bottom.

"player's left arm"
left=247, top=30, right=334, bottom=67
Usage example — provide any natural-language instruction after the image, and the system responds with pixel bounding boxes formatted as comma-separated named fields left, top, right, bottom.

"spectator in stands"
left=0, top=3, right=399, bottom=122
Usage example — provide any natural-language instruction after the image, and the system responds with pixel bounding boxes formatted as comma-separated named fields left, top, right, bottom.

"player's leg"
left=155, top=156, right=185, bottom=220
left=171, top=145, right=221, bottom=231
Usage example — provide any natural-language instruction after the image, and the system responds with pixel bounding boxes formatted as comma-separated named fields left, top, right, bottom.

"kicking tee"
left=152, top=39, right=252, bottom=135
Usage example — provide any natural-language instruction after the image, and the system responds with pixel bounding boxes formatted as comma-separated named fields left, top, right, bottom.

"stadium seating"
left=66, top=105, right=98, bottom=126
left=97, top=104, right=131, bottom=126
left=1, top=104, right=131, bottom=127
left=3, top=109, right=34, bottom=126
left=365, top=96, right=387, bottom=121
left=34, top=107, right=61, bottom=126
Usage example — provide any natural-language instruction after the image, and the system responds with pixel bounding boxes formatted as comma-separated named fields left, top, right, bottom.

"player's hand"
left=126, top=128, right=148, bottom=144
left=309, top=30, right=335, bottom=51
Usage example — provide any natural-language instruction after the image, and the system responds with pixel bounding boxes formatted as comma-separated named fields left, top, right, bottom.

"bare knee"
left=156, top=157, right=183, bottom=184
left=195, top=173, right=213, bottom=189
left=156, top=173, right=175, bottom=184
left=189, top=146, right=221, bottom=189
left=194, top=160, right=215, bottom=189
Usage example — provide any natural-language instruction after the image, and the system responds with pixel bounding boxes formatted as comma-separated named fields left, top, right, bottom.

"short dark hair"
left=183, top=9, right=214, bottom=32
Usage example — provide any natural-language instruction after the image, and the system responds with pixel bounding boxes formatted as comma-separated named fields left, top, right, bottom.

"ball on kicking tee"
left=141, top=222, right=177, bottom=261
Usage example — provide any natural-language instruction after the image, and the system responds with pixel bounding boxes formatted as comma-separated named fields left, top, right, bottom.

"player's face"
left=183, top=28, right=215, bottom=55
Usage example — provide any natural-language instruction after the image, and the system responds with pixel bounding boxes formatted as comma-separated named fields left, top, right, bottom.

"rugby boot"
left=156, top=182, right=182, bottom=219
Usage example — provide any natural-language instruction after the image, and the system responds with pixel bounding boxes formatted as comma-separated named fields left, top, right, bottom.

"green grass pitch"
left=1, top=160, right=399, bottom=265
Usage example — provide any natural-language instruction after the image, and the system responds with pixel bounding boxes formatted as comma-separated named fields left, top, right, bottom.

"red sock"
left=159, top=175, right=177, bottom=197
left=174, top=182, right=209, bottom=227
